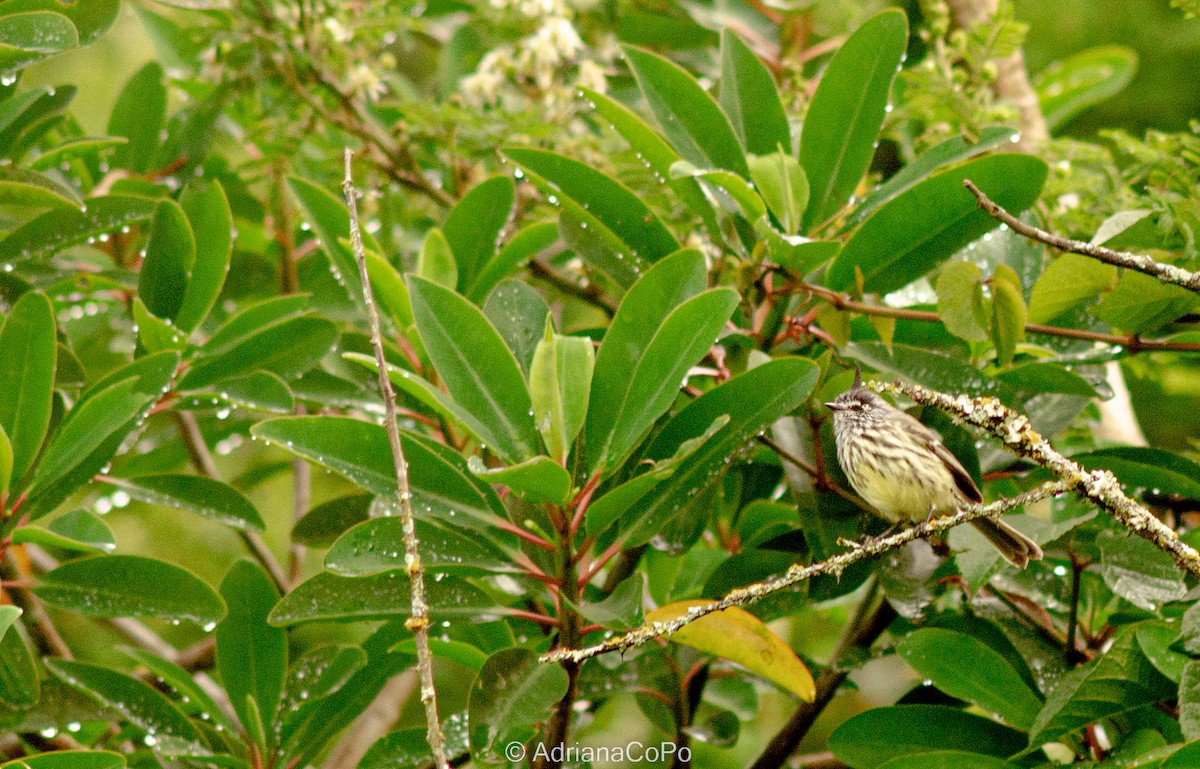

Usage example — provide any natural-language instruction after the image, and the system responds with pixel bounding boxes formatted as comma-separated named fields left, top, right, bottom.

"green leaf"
left=989, top=264, right=1026, bottom=366
left=502, top=147, right=680, bottom=263
left=671, top=161, right=766, bottom=221
left=529, top=328, right=594, bottom=462
left=1091, top=209, right=1154, bottom=246
left=138, top=199, right=196, bottom=322
left=0, top=290, right=55, bottom=488
left=0, top=83, right=74, bottom=159
left=216, top=559, right=285, bottom=753
left=0, top=617, right=38, bottom=706
left=279, top=644, right=367, bottom=727
left=936, top=260, right=988, bottom=342
left=45, top=659, right=209, bottom=756
left=748, top=151, right=809, bottom=235
left=12, top=509, right=115, bottom=553
left=826, top=154, right=1048, bottom=295
left=416, top=227, right=458, bottom=288
left=121, top=646, right=236, bottom=731
left=897, top=628, right=1042, bottom=730
left=1183, top=661, right=1200, bottom=741
left=468, top=648, right=570, bottom=766
left=1164, top=742, right=1200, bottom=769
left=325, top=514, right=517, bottom=576
left=29, top=135, right=127, bottom=171
left=847, top=342, right=1014, bottom=402
left=1073, top=447, right=1200, bottom=500
left=557, top=200, right=649, bottom=288
left=443, top=175, right=513, bottom=294
left=468, top=220, right=559, bottom=304
left=267, top=570, right=497, bottom=625
left=718, top=30, right=790, bottom=156
left=800, top=10, right=908, bottom=228
left=0, top=165, right=82, bottom=209
left=584, top=249, right=729, bottom=473
left=482, top=279, right=548, bottom=375
left=0, top=605, right=19, bottom=642
left=572, top=575, right=644, bottom=630
left=105, top=473, right=265, bottom=531
left=36, top=554, right=226, bottom=626
left=107, top=62, right=166, bottom=172
left=622, top=46, right=748, bottom=177
left=174, top=180, right=233, bottom=333
left=287, top=175, right=378, bottom=306
left=200, top=370, right=295, bottom=413
left=1028, top=254, right=1115, bottom=323
left=621, top=358, right=818, bottom=547
left=181, top=315, right=338, bottom=389
left=1095, top=270, right=1199, bottom=334
left=132, top=297, right=186, bottom=352
left=994, top=363, right=1099, bottom=397
left=755, top=221, right=840, bottom=273
left=1, top=194, right=158, bottom=262
left=0, top=0, right=117, bottom=45
left=205, top=294, right=311, bottom=348
left=1097, top=529, right=1186, bottom=610
left=408, top=276, right=539, bottom=463
left=0, top=11, right=78, bottom=73
left=292, top=493, right=371, bottom=547
left=467, top=455, right=572, bottom=505
left=1036, top=45, right=1138, bottom=132
left=1136, top=622, right=1188, bottom=683
left=846, top=127, right=1018, bottom=228
left=0, top=425, right=11, bottom=496
left=878, top=752, right=1019, bottom=769
left=829, top=705, right=1026, bottom=769
left=359, top=721, right=471, bottom=769
left=1027, top=627, right=1176, bottom=748
left=0, top=750, right=126, bottom=769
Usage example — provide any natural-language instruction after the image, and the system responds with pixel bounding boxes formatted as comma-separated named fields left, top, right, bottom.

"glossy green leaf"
left=829, top=705, right=1025, bottom=769
left=482, top=279, right=549, bottom=375
left=937, top=260, right=988, bottom=342
left=1072, top=447, right=1200, bottom=500
left=1183, top=661, right=1200, bottom=741
left=623, top=46, right=748, bottom=177
left=572, top=575, right=644, bottom=630
left=671, top=161, right=766, bottom=220
left=0, top=11, right=78, bottom=73
left=748, top=151, right=809, bottom=235
left=0, top=605, right=19, bottom=642
left=326, top=514, right=516, bottom=576
left=279, top=644, right=367, bottom=727
left=0, top=425, right=10, bottom=495
left=250, top=416, right=509, bottom=536
left=0, top=0, right=118, bottom=45
left=268, top=570, right=498, bottom=625
left=36, top=554, right=225, bottom=625
left=994, top=363, right=1099, bottom=397
left=417, top=227, right=457, bottom=288
left=408, top=276, right=539, bottom=463
left=120, top=646, right=235, bottom=731
left=503, top=147, right=680, bottom=262
left=467, top=454, right=572, bottom=505
left=878, top=752, right=1018, bottom=769
left=444, top=175, right=513, bottom=294
left=287, top=175, right=378, bottom=305
left=0, top=750, right=126, bottom=768
left=1027, top=627, right=1176, bottom=748
left=801, top=10, right=908, bottom=228
left=132, top=297, right=186, bottom=352
left=292, top=493, right=371, bottom=547
left=138, top=199, right=196, bottom=322
left=1, top=194, right=158, bottom=262
left=0, top=617, right=38, bottom=706
left=1036, top=45, right=1138, bottom=131
left=1097, top=529, right=1186, bottom=610
left=29, top=134, right=126, bottom=170
left=1136, top=622, right=1188, bottom=683
left=897, top=628, right=1042, bottom=730
left=12, top=509, right=115, bottom=553
left=0, top=165, right=82, bottom=209
left=755, top=221, right=840, bottom=273
left=359, top=720, right=471, bottom=769
left=217, top=559, right=285, bottom=753
left=989, top=264, right=1026, bottom=366
left=468, top=648, right=570, bottom=765
left=45, top=659, right=210, bottom=756
left=718, top=30, right=790, bottom=156
left=846, top=127, right=1018, bottom=228
left=468, top=220, right=559, bottom=304
left=585, top=249, right=720, bottom=473
left=826, top=155, right=1048, bottom=295
left=0, top=290, right=55, bottom=487
left=622, top=358, right=818, bottom=547
left=1164, top=742, right=1200, bottom=769
left=174, top=179, right=233, bottom=332
left=181, top=315, right=338, bottom=389
left=556, top=200, right=648, bottom=288
left=202, top=370, right=295, bottom=413
left=204, top=293, right=309, bottom=347
left=0, top=83, right=74, bottom=159
left=107, top=61, right=166, bottom=172
left=106, top=473, right=265, bottom=531
left=1027, top=254, right=1115, bottom=323
left=1095, top=270, right=1199, bottom=334
left=847, top=342, right=1014, bottom=402
left=530, top=328, right=594, bottom=462
left=1092, top=208, right=1154, bottom=245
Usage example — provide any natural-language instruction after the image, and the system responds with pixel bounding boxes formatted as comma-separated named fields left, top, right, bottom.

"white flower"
left=323, top=17, right=353, bottom=44
left=576, top=59, right=607, bottom=94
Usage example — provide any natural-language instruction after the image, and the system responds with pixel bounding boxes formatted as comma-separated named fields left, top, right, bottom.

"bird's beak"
left=824, top=402, right=840, bottom=411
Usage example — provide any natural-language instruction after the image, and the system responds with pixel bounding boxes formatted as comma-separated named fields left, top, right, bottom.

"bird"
left=825, top=368, right=1043, bottom=567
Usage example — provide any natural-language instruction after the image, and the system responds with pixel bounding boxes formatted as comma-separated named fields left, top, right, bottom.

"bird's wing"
left=897, top=411, right=984, bottom=503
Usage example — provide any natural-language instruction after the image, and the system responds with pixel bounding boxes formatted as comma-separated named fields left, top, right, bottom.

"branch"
left=542, top=480, right=1068, bottom=664
left=871, top=379, right=1200, bottom=577
left=964, top=179, right=1200, bottom=293
left=343, top=149, right=448, bottom=769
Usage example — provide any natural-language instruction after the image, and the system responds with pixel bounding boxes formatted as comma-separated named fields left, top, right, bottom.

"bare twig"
left=342, top=149, right=448, bottom=769
left=964, top=179, right=1200, bottom=292
left=542, top=480, right=1068, bottom=664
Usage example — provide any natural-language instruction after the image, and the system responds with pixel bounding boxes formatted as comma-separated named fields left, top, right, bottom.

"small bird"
left=825, top=369, right=1042, bottom=567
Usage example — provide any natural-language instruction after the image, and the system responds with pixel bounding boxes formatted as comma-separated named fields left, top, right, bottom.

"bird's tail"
left=970, top=518, right=1043, bottom=567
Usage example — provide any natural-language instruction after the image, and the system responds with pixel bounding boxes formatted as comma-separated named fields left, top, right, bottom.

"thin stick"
left=342, top=149, right=448, bottom=769
left=964, top=179, right=1200, bottom=292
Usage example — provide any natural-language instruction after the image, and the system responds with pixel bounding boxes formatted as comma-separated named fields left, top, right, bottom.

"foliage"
left=0, top=1, right=1199, bottom=767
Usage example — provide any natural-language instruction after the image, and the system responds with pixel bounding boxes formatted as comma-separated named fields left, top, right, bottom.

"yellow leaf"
left=646, top=600, right=815, bottom=701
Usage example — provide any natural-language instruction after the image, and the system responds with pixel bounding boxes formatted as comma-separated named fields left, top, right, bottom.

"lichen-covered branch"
left=343, top=150, right=449, bottom=769
left=872, top=379, right=1200, bottom=577
left=541, top=480, right=1068, bottom=664
left=964, top=179, right=1200, bottom=293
